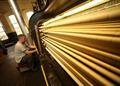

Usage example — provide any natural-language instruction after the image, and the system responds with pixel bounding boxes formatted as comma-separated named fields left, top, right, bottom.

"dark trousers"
left=20, top=53, right=39, bottom=68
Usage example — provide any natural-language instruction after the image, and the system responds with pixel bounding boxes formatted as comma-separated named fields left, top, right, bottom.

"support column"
left=8, top=0, right=31, bottom=44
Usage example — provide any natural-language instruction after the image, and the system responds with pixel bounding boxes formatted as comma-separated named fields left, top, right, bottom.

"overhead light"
left=43, top=0, right=110, bottom=25
left=8, top=0, right=29, bottom=34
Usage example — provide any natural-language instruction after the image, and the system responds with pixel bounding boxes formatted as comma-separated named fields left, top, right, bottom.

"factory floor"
left=0, top=45, right=45, bottom=86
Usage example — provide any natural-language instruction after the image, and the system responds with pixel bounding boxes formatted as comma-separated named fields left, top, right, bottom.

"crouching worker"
left=14, top=34, right=39, bottom=71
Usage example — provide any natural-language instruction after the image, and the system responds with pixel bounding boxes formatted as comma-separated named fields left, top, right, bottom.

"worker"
left=14, top=34, right=38, bottom=71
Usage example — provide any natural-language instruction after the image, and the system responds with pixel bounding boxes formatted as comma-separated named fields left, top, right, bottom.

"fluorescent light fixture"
left=9, top=0, right=20, bottom=22
left=43, top=0, right=110, bottom=25
left=9, top=0, right=29, bottom=34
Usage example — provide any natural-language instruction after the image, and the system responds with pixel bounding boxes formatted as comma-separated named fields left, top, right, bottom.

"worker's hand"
left=25, top=48, right=37, bottom=54
left=33, top=49, right=37, bottom=52
left=29, top=45, right=36, bottom=49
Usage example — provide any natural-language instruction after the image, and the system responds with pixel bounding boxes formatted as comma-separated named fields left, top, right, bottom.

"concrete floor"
left=0, top=45, right=45, bottom=86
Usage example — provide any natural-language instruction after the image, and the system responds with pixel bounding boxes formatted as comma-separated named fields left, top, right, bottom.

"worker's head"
left=18, top=34, right=26, bottom=44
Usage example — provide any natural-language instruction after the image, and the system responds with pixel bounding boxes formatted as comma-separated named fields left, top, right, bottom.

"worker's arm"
left=28, top=45, right=36, bottom=49
left=24, top=48, right=37, bottom=55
